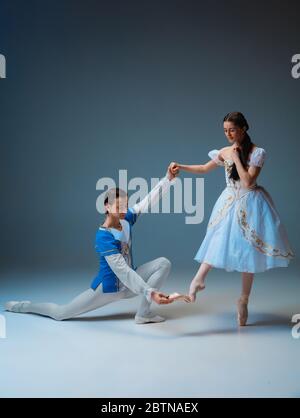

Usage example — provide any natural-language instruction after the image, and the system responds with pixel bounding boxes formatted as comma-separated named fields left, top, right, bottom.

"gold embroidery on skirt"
left=237, top=197, right=294, bottom=259
left=208, top=193, right=235, bottom=228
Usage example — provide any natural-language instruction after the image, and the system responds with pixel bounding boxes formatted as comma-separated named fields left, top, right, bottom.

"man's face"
left=106, top=197, right=128, bottom=219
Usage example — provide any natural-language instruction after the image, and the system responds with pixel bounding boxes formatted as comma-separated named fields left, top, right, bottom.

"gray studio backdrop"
left=0, top=0, right=299, bottom=276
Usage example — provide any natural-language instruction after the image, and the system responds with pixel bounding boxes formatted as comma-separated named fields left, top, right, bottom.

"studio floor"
left=0, top=265, right=299, bottom=398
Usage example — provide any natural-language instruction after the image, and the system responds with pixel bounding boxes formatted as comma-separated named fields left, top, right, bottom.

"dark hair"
left=223, top=111, right=254, bottom=182
left=104, top=187, right=127, bottom=215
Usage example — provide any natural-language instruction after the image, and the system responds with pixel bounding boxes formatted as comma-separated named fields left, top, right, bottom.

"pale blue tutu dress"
left=194, top=147, right=294, bottom=273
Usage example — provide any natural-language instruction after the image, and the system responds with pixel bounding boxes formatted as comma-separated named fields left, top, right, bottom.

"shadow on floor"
left=68, top=312, right=136, bottom=321
left=249, top=312, right=293, bottom=327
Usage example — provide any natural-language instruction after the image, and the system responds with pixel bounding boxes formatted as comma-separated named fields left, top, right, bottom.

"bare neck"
left=102, top=215, right=122, bottom=230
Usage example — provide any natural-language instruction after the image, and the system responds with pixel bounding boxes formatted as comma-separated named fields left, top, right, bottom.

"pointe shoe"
left=135, top=314, right=166, bottom=324
left=4, top=300, right=31, bottom=312
left=188, top=283, right=205, bottom=303
left=237, top=296, right=249, bottom=326
left=168, top=293, right=191, bottom=303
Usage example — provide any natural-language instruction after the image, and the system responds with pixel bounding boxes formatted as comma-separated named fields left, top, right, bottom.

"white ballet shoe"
left=237, top=296, right=249, bottom=326
left=168, top=292, right=191, bottom=303
left=188, top=283, right=206, bottom=303
left=135, top=314, right=166, bottom=324
left=4, top=301, right=31, bottom=313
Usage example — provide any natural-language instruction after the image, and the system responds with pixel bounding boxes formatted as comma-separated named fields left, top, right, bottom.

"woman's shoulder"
left=218, top=146, right=231, bottom=160
left=208, top=148, right=225, bottom=165
left=217, top=146, right=231, bottom=153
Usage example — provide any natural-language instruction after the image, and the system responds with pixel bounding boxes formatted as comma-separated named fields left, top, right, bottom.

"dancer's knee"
left=52, top=308, right=68, bottom=321
left=158, top=257, right=172, bottom=273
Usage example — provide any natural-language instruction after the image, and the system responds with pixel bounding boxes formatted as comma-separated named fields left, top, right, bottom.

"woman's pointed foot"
left=188, top=282, right=206, bottom=303
left=168, top=292, right=191, bottom=303
left=237, top=296, right=249, bottom=326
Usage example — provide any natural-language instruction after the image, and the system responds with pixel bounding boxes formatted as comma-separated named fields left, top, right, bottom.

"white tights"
left=12, top=257, right=171, bottom=320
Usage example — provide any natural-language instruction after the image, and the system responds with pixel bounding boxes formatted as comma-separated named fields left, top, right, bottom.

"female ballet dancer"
left=169, top=111, right=294, bottom=326
left=5, top=167, right=188, bottom=324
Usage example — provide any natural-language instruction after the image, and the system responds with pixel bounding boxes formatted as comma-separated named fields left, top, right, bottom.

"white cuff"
left=145, top=287, right=156, bottom=303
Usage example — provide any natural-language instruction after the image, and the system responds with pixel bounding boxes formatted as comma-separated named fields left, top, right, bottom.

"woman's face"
left=223, top=121, right=246, bottom=144
left=106, top=197, right=128, bottom=219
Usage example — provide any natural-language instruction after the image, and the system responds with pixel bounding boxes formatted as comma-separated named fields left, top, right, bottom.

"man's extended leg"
left=5, top=284, right=128, bottom=321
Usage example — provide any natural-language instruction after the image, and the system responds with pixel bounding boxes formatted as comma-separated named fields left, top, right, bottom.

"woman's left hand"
left=231, top=146, right=240, bottom=163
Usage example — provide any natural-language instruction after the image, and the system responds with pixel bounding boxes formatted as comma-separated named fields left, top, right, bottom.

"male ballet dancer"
left=5, top=167, right=188, bottom=324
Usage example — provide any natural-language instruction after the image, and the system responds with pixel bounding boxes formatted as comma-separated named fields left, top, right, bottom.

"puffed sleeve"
left=208, top=149, right=224, bottom=166
left=249, top=148, right=266, bottom=168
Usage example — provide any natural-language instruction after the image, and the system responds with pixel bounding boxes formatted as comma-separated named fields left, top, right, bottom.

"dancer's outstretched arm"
left=169, top=159, right=219, bottom=175
left=105, top=253, right=172, bottom=305
left=131, top=169, right=177, bottom=216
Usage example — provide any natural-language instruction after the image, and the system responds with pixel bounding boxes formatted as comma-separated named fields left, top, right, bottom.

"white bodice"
left=208, top=147, right=266, bottom=190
